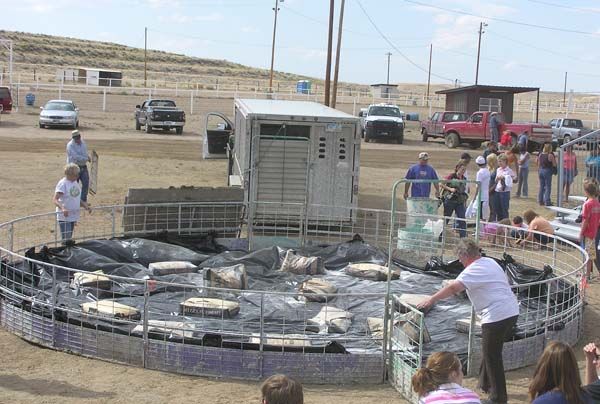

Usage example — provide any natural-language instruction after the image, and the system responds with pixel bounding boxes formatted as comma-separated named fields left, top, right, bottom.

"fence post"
left=259, top=292, right=265, bottom=377
left=102, top=88, right=107, bottom=112
left=557, top=147, right=564, bottom=206
left=142, top=281, right=150, bottom=368
left=466, top=306, right=477, bottom=375
left=189, top=90, right=194, bottom=115
left=175, top=81, right=178, bottom=97
left=51, top=266, right=57, bottom=346
left=111, top=206, right=116, bottom=238
left=7, top=223, right=14, bottom=256
left=59, top=76, right=63, bottom=100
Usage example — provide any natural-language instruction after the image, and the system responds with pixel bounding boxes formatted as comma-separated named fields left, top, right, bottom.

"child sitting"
left=481, top=219, right=512, bottom=246
left=510, top=215, right=527, bottom=241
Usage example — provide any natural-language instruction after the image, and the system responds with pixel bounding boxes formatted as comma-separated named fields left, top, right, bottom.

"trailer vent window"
left=319, top=137, right=326, bottom=141
left=339, top=156, right=346, bottom=160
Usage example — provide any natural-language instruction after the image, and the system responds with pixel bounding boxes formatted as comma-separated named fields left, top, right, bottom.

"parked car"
left=421, top=111, right=468, bottom=142
left=39, top=100, right=79, bottom=129
left=549, top=118, right=591, bottom=144
left=362, top=103, right=404, bottom=144
left=442, top=111, right=552, bottom=150
left=0, top=86, right=13, bottom=113
left=135, top=99, right=185, bottom=134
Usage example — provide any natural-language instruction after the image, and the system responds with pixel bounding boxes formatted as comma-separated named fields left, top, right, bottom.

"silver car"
left=39, top=100, right=79, bottom=129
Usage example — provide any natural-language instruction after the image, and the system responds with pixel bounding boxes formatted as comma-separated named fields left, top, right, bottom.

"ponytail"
left=411, top=352, right=462, bottom=397
left=412, top=367, right=437, bottom=396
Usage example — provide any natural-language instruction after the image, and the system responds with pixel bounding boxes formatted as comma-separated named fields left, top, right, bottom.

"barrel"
left=25, top=93, right=35, bottom=106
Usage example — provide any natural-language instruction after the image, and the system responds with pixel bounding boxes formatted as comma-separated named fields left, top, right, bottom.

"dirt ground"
left=0, top=102, right=596, bottom=404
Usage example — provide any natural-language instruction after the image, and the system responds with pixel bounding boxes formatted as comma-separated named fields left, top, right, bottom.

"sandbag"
left=80, top=300, right=141, bottom=320
left=280, top=250, right=324, bottom=275
left=344, top=263, right=398, bottom=281
left=248, top=333, right=313, bottom=348
left=132, top=320, right=195, bottom=338
left=306, top=306, right=353, bottom=334
left=70, top=270, right=112, bottom=290
left=205, top=264, right=248, bottom=290
left=394, top=293, right=432, bottom=314
left=180, top=297, right=240, bottom=318
left=398, top=311, right=431, bottom=344
left=456, top=316, right=482, bottom=334
left=298, top=278, right=337, bottom=302
left=148, top=261, right=197, bottom=276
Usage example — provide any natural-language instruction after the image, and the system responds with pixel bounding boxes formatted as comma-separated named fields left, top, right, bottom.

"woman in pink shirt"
left=563, top=145, right=578, bottom=202
left=412, top=351, right=481, bottom=403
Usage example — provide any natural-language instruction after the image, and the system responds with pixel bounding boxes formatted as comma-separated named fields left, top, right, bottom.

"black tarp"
left=1, top=235, right=579, bottom=356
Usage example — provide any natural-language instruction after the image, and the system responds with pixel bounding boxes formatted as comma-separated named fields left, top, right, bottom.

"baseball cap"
left=418, top=152, right=429, bottom=160
left=476, top=156, right=486, bottom=165
left=71, top=130, right=81, bottom=138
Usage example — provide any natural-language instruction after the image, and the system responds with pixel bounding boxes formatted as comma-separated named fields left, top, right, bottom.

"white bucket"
left=405, top=197, right=440, bottom=228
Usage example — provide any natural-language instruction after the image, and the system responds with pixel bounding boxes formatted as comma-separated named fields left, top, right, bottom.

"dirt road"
left=0, top=104, right=593, bottom=404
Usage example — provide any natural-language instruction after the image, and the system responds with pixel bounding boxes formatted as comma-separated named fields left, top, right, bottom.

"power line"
left=524, top=0, right=600, bottom=14
left=403, top=0, right=600, bottom=36
left=486, top=29, right=595, bottom=65
left=355, top=0, right=459, bottom=83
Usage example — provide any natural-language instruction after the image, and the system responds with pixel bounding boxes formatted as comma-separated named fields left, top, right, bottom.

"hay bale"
left=71, top=270, right=112, bottom=290
left=298, top=278, right=337, bottom=302
left=344, top=263, right=399, bottom=281
left=306, top=306, right=353, bottom=334
left=80, top=300, right=140, bottom=320
left=148, top=261, right=197, bottom=276
left=180, top=297, right=240, bottom=318
left=280, top=250, right=324, bottom=275
left=205, top=264, right=248, bottom=290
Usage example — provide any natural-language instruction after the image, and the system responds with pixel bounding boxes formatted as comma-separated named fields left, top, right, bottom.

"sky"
left=2, top=0, right=600, bottom=92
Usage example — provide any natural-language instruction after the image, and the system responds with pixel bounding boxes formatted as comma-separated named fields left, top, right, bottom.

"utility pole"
left=324, top=0, right=335, bottom=106
left=144, top=27, right=148, bottom=88
left=563, top=71, right=568, bottom=109
left=475, top=22, right=487, bottom=85
left=385, top=52, right=392, bottom=85
left=331, top=0, right=345, bottom=108
left=426, top=44, right=432, bottom=107
left=269, top=0, right=281, bottom=93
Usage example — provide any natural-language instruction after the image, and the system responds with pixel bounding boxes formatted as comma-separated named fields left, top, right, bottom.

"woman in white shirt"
left=418, top=239, right=519, bottom=404
left=495, top=154, right=517, bottom=220
left=52, top=163, right=91, bottom=241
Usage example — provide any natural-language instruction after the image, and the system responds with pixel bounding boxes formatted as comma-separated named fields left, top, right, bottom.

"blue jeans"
left=538, top=168, right=553, bottom=206
left=443, top=200, right=466, bottom=238
left=496, top=191, right=510, bottom=220
left=59, top=221, right=75, bottom=240
left=489, top=192, right=499, bottom=222
left=78, top=165, right=89, bottom=202
left=516, top=166, right=528, bottom=197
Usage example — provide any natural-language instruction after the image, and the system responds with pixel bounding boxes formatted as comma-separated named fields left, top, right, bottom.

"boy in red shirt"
left=580, top=182, right=600, bottom=280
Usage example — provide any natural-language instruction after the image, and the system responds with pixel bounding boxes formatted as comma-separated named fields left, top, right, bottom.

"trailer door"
left=251, top=123, right=311, bottom=215
left=309, top=123, right=355, bottom=219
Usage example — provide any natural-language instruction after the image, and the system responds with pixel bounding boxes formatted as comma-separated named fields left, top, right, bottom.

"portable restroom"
left=229, top=98, right=361, bottom=222
left=296, top=80, right=312, bottom=94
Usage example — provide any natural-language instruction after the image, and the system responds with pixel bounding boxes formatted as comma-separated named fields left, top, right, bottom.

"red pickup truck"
left=442, top=111, right=552, bottom=150
left=421, top=111, right=469, bottom=142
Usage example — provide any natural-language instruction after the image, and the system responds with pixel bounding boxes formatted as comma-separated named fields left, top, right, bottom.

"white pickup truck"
left=550, top=118, right=591, bottom=144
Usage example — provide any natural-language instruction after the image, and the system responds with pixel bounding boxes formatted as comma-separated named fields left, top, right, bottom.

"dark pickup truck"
left=135, top=99, right=186, bottom=134
left=421, top=111, right=468, bottom=142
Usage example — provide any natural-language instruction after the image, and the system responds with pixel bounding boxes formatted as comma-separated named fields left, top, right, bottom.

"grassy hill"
left=0, top=30, right=319, bottom=87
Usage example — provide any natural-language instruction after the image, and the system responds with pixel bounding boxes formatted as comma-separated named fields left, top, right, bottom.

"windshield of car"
left=0, top=88, right=10, bottom=98
left=44, top=102, right=74, bottom=111
left=149, top=100, right=176, bottom=107
left=368, top=106, right=401, bottom=117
